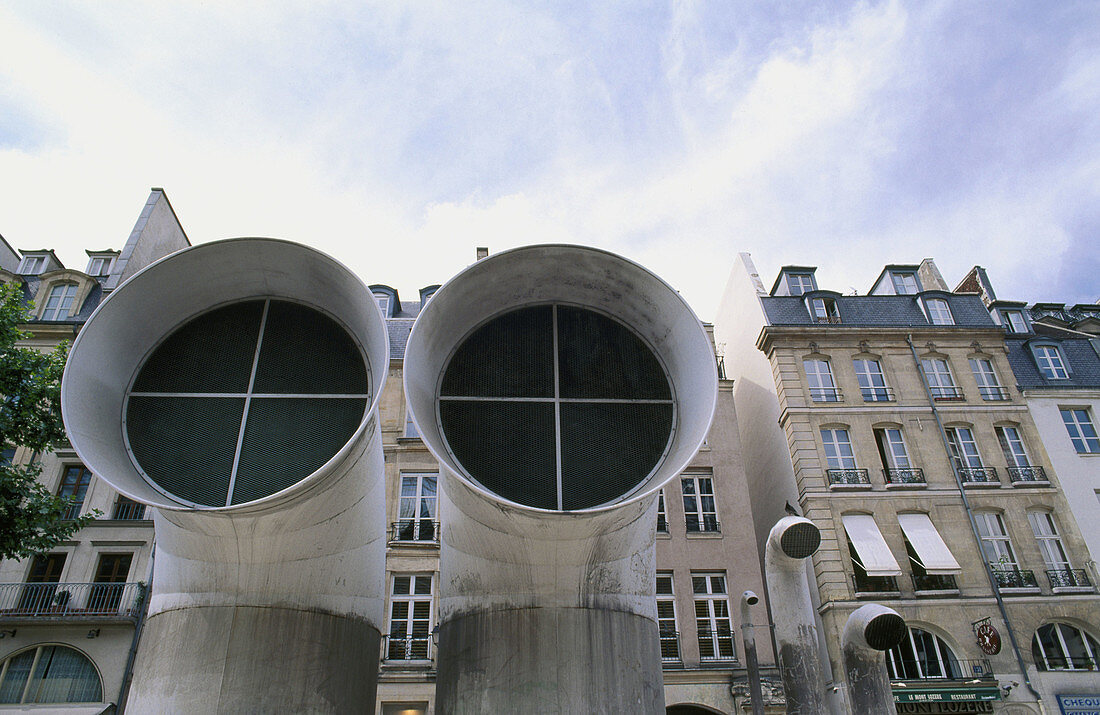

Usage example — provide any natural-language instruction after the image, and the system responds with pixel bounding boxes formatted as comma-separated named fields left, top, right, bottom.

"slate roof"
left=761, top=293, right=995, bottom=328
left=386, top=300, right=422, bottom=360
left=1005, top=336, right=1100, bottom=389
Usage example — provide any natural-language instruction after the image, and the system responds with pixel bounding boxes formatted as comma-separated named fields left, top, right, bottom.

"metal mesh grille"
left=560, top=402, right=673, bottom=510
left=439, top=304, right=673, bottom=510
left=780, top=521, right=821, bottom=559
left=125, top=299, right=369, bottom=507
left=440, top=305, right=554, bottom=397
left=557, top=306, right=671, bottom=400
left=864, top=613, right=906, bottom=651
left=439, top=400, right=557, bottom=510
left=232, top=397, right=367, bottom=505
left=126, top=396, right=243, bottom=506
left=131, top=302, right=263, bottom=393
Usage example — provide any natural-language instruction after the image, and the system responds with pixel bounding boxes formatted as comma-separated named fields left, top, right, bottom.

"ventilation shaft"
left=404, top=245, right=718, bottom=713
left=842, top=604, right=906, bottom=713
left=61, top=239, right=389, bottom=713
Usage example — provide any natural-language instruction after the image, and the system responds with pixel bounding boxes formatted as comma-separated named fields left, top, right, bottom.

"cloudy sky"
left=1, top=1, right=1097, bottom=319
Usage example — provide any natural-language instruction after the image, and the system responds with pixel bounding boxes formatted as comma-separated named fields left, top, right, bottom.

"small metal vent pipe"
left=764, top=516, right=826, bottom=714
left=62, top=239, right=389, bottom=713
left=404, top=245, right=718, bottom=713
left=842, top=604, right=906, bottom=713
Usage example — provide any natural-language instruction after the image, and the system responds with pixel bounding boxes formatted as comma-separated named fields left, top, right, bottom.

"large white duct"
left=404, top=245, right=718, bottom=713
left=842, top=604, right=906, bottom=714
left=61, top=239, right=389, bottom=713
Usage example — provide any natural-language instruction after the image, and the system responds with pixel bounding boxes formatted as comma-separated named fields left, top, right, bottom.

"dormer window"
left=807, top=297, right=840, bottom=324
left=1033, top=345, right=1069, bottom=380
left=373, top=293, right=391, bottom=317
left=18, top=255, right=45, bottom=275
left=787, top=273, right=816, bottom=296
left=86, top=255, right=115, bottom=276
left=1002, top=309, right=1028, bottom=333
left=41, top=283, right=77, bottom=321
left=923, top=298, right=954, bottom=326
left=891, top=272, right=919, bottom=294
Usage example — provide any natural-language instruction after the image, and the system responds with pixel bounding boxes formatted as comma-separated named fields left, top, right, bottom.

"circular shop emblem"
left=976, top=623, right=1002, bottom=655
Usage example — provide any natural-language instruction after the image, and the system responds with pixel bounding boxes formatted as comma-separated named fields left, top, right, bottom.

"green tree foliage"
left=0, top=282, right=97, bottom=560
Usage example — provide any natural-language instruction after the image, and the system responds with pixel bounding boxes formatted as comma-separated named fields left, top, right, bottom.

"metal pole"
left=740, top=590, right=765, bottom=715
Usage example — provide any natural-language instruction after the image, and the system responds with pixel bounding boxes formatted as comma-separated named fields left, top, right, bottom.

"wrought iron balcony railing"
left=685, top=517, right=721, bottom=534
left=659, top=629, right=682, bottom=663
left=958, top=467, right=999, bottom=485
left=911, top=573, right=959, bottom=592
left=853, top=574, right=899, bottom=594
left=697, top=628, right=737, bottom=662
left=1006, top=466, right=1048, bottom=485
left=809, top=387, right=843, bottom=402
left=930, top=386, right=964, bottom=401
left=390, top=520, right=440, bottom=544
left=888, top=657, right=993, bottom=682
left=883, top=468, right=925, bottom=485
left=1047, top=568, right=1092, bottom=589
left=382, top=634, right=433, bottom=662
left=990, top=568, right=1038, bottom=589
left=827, top=469, right=870, bottom=486
left=1038, top=655, right=1099, bottom=671
left=860, top=386, right=895, bottom=402
left=0, top=582, right=144, bottom=620
left=112, top=499, right=146, bottom=520
left=978, top=386, right=1009, bottom=401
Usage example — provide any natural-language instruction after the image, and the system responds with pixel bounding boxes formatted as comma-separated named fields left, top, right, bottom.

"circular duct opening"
left=437, top=304, right=674, bottom=510
left=864, top=612, right=906, bottom=651
left=124, top=298, right=370, bottom=507
left=780, top=521, right=821, bottom=559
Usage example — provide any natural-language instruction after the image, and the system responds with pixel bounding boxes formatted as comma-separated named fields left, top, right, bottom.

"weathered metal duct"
left=61, top=238, right=389, bottom=713
left=842, top=604, right=906, bottom=714
left=404, top=245, right=718, bottom=713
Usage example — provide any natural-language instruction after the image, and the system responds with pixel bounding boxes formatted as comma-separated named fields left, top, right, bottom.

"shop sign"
left=1058, top=694, right=1100, bottom=715
left=893, top=688, right=1001, bottom=703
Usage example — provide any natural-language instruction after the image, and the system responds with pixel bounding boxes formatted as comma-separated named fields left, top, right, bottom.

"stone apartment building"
left=718, top=254, right=1100, bottom=714
left=1, top=190, right=776, bottom=714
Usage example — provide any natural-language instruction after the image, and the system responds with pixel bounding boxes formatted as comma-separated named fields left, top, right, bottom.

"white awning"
left=898, top=512, right=962, bottom=575
left=842, top=514, right=902, bottom=577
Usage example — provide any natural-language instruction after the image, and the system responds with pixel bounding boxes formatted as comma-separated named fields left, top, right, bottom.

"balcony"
left=860, top=387, right=895, bottom=402
left=883, top=468, right=925, bottom=487
left=389, top=520, right=440, bottom=544
left=1006, top=466, right=1049, bottom=486
left=112, top=498, right=146, bottom=520
left=991, top=567, right=1039, bottom=591
left=697, top=628, right=737, bottom=664
left=1047, top=568, right=1093, bottom=591
left=826, top=469, right=871, bottom=488
left=930, top=387, right=964, bottom=401
left=659, top=630, right=682, bottom=664
left=809, top=387, right=843, bottom=403
left=685, top=517, right=721, bottom=534
left=978, top=386, right=1009, bottom=401
left=853, top=574, right=900, bottom=595
left=911, top=573, right=959, bottom=593
left=0, top=582, right=145, bottom=622
left=958, top=467, right=1000, bottom=486
left=382, top=634, right=433, bottom=663
left=889, top=657, right=994, bottom=682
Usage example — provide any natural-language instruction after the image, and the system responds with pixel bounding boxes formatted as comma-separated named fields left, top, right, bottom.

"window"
left=996, top=426, right=1031, bottom=467
left=898, top=513, right=961, bottom=591
left=692, top=573, right=735, bottom=661
left=804, top=359, right=840, bottom=402
left=387, top=575, right=433, bottom=661
left=1034, top=346, right=1068, bottom=379
left=57, top=465, right=92, bottom=520
left=892, top=272, right=919, bottom=294
left=1032, top=623, right=1099, bottom=671
left=974, top=512, right=1017, bottom=569
left=969, top=358, right=1007, bottom=400
left=1061, top=408, right=1100, bottom=453
left=924, top=298, right=954, bottom=325
left=656, top=573, right=680, bottom=661
left=945, top=427, right=983, bottom=470
left=786, top=273, right=815, bottom=296
left=1028, top=512, right=1071, bottom=573
left=403, top=402, right=419, bottom=439
left=1002, top=309, right=1028, bottom=333
left=85, top=256, right=114, bottom=276
left=40, top=283, right=77, bottom=321
left=821, top=429, right=857, bottom=469
left=89, top=553, right=132, bottom=612
left=17, top=255, right=45, bottom=275
left=396, top=474, right=437, bottom=542
left=843, top=514, right=902, bottom=592
left=886, top=627, right=961, bottom=680
left=921, top=358, right=961, bottom=400
left=373, top=293, right=391, bottom=317
left=1, top=446, right=14, bottom=465
left=681, top=475, right=718, bottom=533
left=19, top=553, right=66, bottom=611
left=112, top=496, right=145, bottom=520
left=874, top=428, right=912, bottom=469
left=853, top=359, right=891, bottom=401
left=656, top=489, right=668, bottom=533
left=808, top=297, right=840, bottom=324
left=0, top=645, right=102, bottom=704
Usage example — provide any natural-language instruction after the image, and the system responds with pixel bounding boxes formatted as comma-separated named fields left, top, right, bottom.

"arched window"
left=1032, top=622, right=1099, bottom=671
left=886, top=626, right=961, bottom=680
left=0, top=644, right=102, bottom=704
